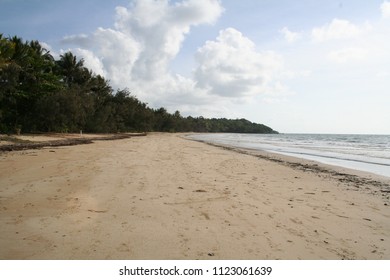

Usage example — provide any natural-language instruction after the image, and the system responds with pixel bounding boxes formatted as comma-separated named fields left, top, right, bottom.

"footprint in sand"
left=201, top=212, right=210, bottom=220
left=117, top=243, right=131, bottom=253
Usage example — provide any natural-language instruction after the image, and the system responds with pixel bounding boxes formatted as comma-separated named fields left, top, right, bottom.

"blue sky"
left=1, top=0, right=390, bottom=134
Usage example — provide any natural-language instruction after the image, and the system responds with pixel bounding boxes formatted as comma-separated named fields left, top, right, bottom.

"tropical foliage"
left=0, top=35, right=277, bottom=134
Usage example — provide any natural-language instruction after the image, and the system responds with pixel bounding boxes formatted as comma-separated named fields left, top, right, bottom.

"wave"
left=189, top=133, right=390, bottom=178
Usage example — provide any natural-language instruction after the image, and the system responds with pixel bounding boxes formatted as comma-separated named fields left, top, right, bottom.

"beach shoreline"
left=187, top=136, right=390, bottom=196
left=1, top=133, right=389, bottom=259
left=186, top=133, right=390, bottom=179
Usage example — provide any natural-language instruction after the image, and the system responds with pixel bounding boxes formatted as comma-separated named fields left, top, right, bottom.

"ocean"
left=188, top=133, right=390, bottom=178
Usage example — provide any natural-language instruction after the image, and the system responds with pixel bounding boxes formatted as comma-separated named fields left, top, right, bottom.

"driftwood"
left=0, top=133, right=146, bottom=152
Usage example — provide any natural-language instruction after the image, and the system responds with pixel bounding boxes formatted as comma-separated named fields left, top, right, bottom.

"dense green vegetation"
left=0, top=35, right=277, bottom=134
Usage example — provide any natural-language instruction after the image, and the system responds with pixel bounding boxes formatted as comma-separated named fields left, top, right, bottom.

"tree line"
left=0, top=35, right=277, bottom=134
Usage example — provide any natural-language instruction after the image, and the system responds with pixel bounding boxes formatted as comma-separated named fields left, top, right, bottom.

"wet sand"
left=0, top=133, right=389, bottom=259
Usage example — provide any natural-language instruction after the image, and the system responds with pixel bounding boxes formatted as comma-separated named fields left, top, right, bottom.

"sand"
left=0, top=133, right=389, bottom=260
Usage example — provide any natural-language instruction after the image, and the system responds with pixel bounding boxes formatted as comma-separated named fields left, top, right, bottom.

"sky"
left=1, top=0, right=390, bottom=134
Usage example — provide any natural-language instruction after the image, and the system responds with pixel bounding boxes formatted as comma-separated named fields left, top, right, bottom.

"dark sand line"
left=0, top=133, right=147, bottom=152
left=189, top=138, right=390, bottom=200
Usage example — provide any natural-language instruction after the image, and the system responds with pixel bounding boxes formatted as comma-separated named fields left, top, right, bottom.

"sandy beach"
left=0, top=133, right=389, bottom=260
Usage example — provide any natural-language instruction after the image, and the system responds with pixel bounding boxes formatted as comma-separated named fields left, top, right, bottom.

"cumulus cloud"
left=61, top=27, right=141, bottom=86
left=194, top=28, right=285, bottom=98
left=311, top=18, right=370, bottom=42
left=71, top=48, right=106, bottom=76
left=381, top=1, right=390, bottom=18
left=39, top=42, right=59, bottom=59
left=61, top=0, right=224, bottom=107
left=60, top=0, right=291, bottom=114
left=112, top=0, right=224, bottom=82
left=279, top=27, right=301, bottom=43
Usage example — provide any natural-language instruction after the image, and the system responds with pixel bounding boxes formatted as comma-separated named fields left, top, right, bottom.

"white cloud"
left=112, top=0, right=224, bottom=82
left=71, top=48, right=106, bottom=76
left=279, top=27, right=301, bottom=43
left=39, top=41, right=59, bottom=59
left=376, top=71, right=390, bottom=78
left=381, top=1, right=390, bottom=18
left=311, top=18, right=369, bottom=42
left=61, top=0, right=224, bottom=109
left=60, top=0, right=291, bottom=114
left=194, top=28, right=286, bottom=98
left=328, top=47, right=368, bottom=63
left=262, top=82, right=294, bottom=104
left=171, top=0, right=223, bottom=25
left=62, top=27, right=141, bottom=87
left=61, top=34, right=90, bottom=48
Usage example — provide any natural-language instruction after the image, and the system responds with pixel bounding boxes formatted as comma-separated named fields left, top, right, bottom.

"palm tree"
left=9, top=36, right=30, bottom=66
left=29, top=40, right=54, bottom=69
left=0, top=34, right=15, bottom=68
left=56, top=52, right=86, bottom=87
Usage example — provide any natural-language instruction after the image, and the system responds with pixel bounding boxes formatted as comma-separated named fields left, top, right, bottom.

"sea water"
left=188, top=133, right=390, bottom=178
